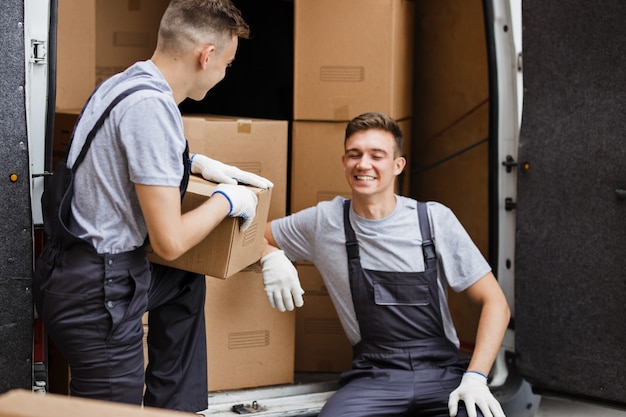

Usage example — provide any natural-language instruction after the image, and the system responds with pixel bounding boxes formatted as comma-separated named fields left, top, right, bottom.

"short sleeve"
left=120, top=95, right=186, bottom=187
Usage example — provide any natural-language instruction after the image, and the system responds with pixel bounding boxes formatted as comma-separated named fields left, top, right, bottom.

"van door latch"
left=502, top=155, right=518, bottom=173
left=30, top=39, right=47, bottom=64
left=505, top=198, right=517, bottom=211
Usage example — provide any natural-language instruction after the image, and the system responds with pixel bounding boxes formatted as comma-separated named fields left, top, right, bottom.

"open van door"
left=0, top=0, right=53, bottom=393
left=490, top=0, right=626, bottom=411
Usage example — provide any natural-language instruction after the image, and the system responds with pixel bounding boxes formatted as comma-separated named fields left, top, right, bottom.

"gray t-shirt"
left=271, top=196, right=492, bottom=347
left=67, top=60, right=186, bottom=254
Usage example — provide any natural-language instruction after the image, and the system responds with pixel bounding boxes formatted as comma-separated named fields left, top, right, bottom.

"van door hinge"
left=30, top=39, right=47, bottom=64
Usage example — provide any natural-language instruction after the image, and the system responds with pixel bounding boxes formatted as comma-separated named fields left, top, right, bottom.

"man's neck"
left=351, top=193, right=397, bottom=220
left=150, top=53, right=191, bottom=105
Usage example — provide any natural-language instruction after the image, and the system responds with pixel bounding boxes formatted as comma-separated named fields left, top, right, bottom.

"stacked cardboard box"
left=290, top=0, right=415, bottom=372
left=293, top=0, right=415, bottom=122
left=184, top=115, right=294, bottom=390
left=294, top=263, right=353, bottom=372
left=183, top=115, right=289, bottom=222
left=204, top=266, right=295, bottom=391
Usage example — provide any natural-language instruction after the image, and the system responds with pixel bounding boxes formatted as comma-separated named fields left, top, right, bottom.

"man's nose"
left=356, top=157, right=372, bottom=169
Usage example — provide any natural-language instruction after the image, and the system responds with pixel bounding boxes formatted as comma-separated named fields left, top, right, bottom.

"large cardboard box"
left=205, top=267, right=295, bottom=391
left=293, top=0, right=415, bottom=121
left=294, top=263, right=353, bottom=372
left=146, top=176, right=272, bottom=278
left=0, top=389, right=191, bottom=417
left=290, top=119, right=411, bottom=213
left=182, top=115, right=289, bottom=221
left=56, top=0, right=167, bottom=109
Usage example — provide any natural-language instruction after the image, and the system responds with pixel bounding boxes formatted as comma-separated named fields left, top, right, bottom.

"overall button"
left=106, top=300, right=115, bottom=308
left=106, top=279, right=114, bottom=287
left=107, top=259, right=114, bottom=266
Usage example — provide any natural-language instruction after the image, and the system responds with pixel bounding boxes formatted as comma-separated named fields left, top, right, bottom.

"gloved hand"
left=211, top=183, right=258, bottom=232
left=191, top=154, right=274, bottom=189
left=260, top=250, right=305, bottom=312
left=449, top=372, right=505, bottom=417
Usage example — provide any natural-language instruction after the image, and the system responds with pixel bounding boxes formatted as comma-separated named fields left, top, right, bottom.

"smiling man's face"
left=342, top=129, right=405, bottom=198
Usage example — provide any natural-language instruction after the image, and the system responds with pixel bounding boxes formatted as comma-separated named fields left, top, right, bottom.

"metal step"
left=202, top=374, right=340, bottom=416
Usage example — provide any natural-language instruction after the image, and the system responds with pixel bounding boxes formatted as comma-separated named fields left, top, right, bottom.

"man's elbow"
left=501, top=298, right=512, bottom=323
left=150, top=240, right=187, bottom=261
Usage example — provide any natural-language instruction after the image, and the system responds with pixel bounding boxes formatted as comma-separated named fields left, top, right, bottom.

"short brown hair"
left=345, top=112, right=403, bottom=157
left=158, top=0, right=250, bottom=56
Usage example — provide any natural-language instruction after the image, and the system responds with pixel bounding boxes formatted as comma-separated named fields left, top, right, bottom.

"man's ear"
left=198, top=44, right=217, bottom=70
left=394, top=156, right=407, bottom=175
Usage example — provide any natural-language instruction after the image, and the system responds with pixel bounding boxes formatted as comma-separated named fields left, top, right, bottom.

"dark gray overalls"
left=33, top=86, right=208, bottom=412
left=318, top=201, right=480, bottom=417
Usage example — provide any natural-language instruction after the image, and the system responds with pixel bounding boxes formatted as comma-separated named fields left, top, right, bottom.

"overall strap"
left=343, top=200, right=360, bottom=260
left=70, top=85, right=156, bottom=172
left=417, top=202, right=437, bottom=269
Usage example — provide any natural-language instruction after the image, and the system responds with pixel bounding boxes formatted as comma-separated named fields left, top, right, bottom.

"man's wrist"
left=465, top=370, right=488, bottom=380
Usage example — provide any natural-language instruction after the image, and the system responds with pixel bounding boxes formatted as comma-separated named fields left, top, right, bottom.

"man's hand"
left=448, top=372, right=505, bottom=417
left=260, top=250, right=305, bottom=312
left=191, top=154, right=274, bottom=189
left=211, top=184, right=258, bottom=232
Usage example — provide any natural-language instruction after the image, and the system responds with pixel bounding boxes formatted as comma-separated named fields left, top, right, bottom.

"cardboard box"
left=56, top=1, right=96, bottom=109
left=183, top=115, right=289, bottom=221
left=294, top=263, right=353, bottom=372
left=0, top=389, right=192, bottom=417
left=56, top=0, right=167, bottom=109
left=146, top=176, right=271, bottom=278
left=290, top=118, right=411, bottom=212
left=95, top=0, right=169, bottom=84
left=293, top=0, right=415, bottom=121
left=205, top=267, right=295, bottom=391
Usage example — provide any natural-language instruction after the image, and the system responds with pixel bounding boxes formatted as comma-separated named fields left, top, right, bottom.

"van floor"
left=201, top=374, right=626, bottom=417
left=202, top=372, right=340, bottom=416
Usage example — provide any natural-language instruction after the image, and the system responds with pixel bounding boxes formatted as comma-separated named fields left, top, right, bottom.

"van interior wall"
left=410, top=0, right=490, bottom=348
left=0, top=0, right=34, bottom=393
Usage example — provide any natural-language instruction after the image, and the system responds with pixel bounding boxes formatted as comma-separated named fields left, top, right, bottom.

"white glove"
left=191, top=154, right=273, bottom=189
left=260, top=250, right=305, bottom=312
left=449, top=372, right=505, bottom=417
left=211, top=183, right=258, bottom=232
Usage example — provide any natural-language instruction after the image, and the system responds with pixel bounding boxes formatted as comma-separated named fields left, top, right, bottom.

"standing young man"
left=261, top=112, right=510, bottom=417
left=33, top=0, right=272, bottom=411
